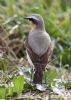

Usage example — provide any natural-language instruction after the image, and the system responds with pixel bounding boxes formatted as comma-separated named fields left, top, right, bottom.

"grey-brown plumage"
left=25, top=14, right=52, bottom=84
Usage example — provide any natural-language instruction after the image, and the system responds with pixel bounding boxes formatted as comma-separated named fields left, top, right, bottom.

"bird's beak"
left=24, top=16, right=31, bottom=20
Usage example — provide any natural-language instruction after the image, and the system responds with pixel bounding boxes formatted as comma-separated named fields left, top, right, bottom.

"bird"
left=25, top=14, right=52, bottom=84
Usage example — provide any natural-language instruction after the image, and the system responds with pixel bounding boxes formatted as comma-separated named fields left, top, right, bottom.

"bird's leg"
left=30, top=67, right=34, bottom=84
left=44, top=68, right=47, bottom=84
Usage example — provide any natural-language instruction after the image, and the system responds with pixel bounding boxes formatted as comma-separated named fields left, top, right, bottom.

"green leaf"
left=27, top=97, right=35, bottom=100
left=9, top=75, right=24, bottom=96
left=45, top=69, right=58, bottom=84
left=0, top=86, right=6, bottom=99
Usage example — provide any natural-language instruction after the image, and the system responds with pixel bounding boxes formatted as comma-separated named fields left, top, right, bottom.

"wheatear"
left=25, top=14, right=52, bottom=84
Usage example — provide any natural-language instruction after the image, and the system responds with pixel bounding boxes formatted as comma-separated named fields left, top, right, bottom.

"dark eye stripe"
left=29, top=18, right=38, bottom=24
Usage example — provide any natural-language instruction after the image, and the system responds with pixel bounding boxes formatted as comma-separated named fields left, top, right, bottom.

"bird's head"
left=24, top=14, right=45, bottom=29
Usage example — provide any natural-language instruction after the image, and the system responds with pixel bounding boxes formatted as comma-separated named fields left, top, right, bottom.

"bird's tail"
left=33, top=70, right=43, bottom=84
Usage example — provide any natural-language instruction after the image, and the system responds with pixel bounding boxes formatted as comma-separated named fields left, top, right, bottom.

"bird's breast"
left=28, top=32, right=51, bottom=56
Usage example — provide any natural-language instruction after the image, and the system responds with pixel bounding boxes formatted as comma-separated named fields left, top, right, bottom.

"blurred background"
left=0, top=0, right=71, bottom=68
